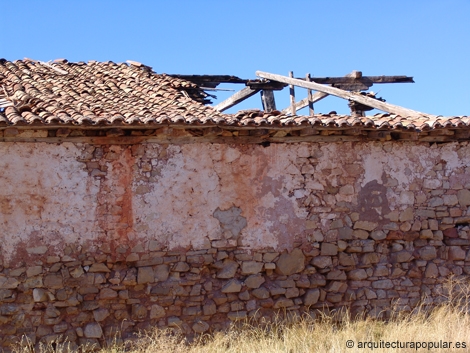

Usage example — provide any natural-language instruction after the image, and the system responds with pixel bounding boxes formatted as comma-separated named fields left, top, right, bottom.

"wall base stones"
left=1, top=239, right=469, bottom=351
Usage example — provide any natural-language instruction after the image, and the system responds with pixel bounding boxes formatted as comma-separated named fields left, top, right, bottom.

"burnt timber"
left=177, top=71, right=415, bottom=114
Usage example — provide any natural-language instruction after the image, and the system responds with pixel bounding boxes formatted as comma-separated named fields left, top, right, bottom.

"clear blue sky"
left=3, top=1, right=469, bottom=116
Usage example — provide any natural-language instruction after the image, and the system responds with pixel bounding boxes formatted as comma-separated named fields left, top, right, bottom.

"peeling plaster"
left=132, top=143, right=305, bottom=251
left=0, top=143, right=99, bottom=264
left=213, top=206, right=247, bottom=239
left=3, top=141, right=470, bottom=265
left=362, top=147, right=385, bottom=186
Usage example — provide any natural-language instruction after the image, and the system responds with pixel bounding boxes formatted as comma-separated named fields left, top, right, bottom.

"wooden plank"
left=270, top=135, right=362, bottom=143
left=281, top=91, right=328, bottom=114
left=455, top=130, right=470, bottom=139
left=367, top=130, right=392, bottom=140
left=295, top=75, right=414, bottom=85
left=299, top=127, right=318, bottom=136
left=336, top=72, right=369, bottom=91
left=171, top=73, right=414, bottom=85
left=289, top=71, right=296, bottom=115
left=199, top=87, right=235, bottom=92
left=213, top=86, right=260, bottom=112
left=168, top=74, right=247, bottom=84
left=418, top=135, right=455, bottom=142
left=306, top=73, right=314, bottom=116
left=2, top=132, right=437, bottom=145
left=334, top=83, right=370, bottom=91
left=398, top=131, right=419, bottom=141
left=246, top=81, right=286, bottom=90
left=429, top=129, right=454, bottom=136
left=39, top=61, right=68, bottom=75
left=281, top=70, right=358, bottom=114
left=261, top=90, right=276, bottom=112
left=258, top=71, right=431, bottom=117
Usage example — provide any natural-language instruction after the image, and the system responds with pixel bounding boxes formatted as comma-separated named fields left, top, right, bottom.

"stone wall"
left=1, top=140, right=470, bottom=350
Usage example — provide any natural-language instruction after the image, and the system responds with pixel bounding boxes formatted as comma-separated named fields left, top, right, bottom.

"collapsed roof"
left=0, top=59, right=468, bottom=143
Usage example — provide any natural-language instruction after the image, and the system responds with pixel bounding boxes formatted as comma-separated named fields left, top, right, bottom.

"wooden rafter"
left=258, top=71, right=431, bottom=117
left=281, top=71, right=361, bottom=114
left=281, top=91, right=329, bottom=114
left=213, top=87, right=259, bottom=112
left=306, top=73, right=314, bottom=116
left=293, top=74, right=414, bottom=85
left=289, top=71, right=296, bottom=115
left=170, top=74, right=413, bottom=86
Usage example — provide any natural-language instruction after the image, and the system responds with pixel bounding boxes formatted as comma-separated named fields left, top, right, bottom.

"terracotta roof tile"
left=0, top=59, right=467, bottom=133
left=0, top=59, right=219, bottom=125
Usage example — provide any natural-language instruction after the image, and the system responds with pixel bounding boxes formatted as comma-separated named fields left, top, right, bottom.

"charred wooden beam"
left=281, top=70, right=358, bottom=114
left=258, top=71, right=431, bottom=118
left=246, top=81, right=286, bottom=90
left=349, top=91, right=386, bottom=116
left=169, top=74, right=413, bottom=86
left=261, top=90, right=276, bottom=112
left=295, top=75, right=414, bottom=85
left=168, top=75, right=247, bottom=86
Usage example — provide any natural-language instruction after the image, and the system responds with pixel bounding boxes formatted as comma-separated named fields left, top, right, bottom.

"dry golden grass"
left=12, top=279, right=470, bottom=353
left=102, top=305, right=470, bottom=353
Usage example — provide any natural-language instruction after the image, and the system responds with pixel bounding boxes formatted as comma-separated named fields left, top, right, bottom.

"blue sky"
left=3, top=1, right=469, bottom=116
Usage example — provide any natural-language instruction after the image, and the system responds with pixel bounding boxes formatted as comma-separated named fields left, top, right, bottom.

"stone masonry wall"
left=1, top=140, right=470, bottom=350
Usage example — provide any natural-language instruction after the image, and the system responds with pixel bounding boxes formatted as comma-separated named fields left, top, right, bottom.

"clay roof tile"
left=0, top=59, right=466, bottom=135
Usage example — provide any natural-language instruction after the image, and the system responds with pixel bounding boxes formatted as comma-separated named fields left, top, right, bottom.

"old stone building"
left=0, top=58, right=469, bottom=350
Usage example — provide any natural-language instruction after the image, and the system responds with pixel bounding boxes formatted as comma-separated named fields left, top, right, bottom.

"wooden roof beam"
left=281, top=91, right=329, bottom=114
left=169, top=75, right=247, bottom=84
left=281, top=71, right=359, bottom=114
left=213, top=87, right=260, bottom=112
left=257, top=71, right=431, bottom=118
left=170, top=74, right=414, bottom=86
left=294, top=75, right=414, bottom=85
left=261, top=90, right=276, bottom=112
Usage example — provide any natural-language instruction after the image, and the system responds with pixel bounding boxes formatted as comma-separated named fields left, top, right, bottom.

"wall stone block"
left=216, top=260, right=239, bottom=279
left=2, top=141, right=470, bottom=349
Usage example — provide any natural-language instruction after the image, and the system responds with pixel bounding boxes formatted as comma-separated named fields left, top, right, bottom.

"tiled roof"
left=231, top=110, right=470, bottom=131
left=0, top=59, right=232, bottom=126
left=0, top=59, right=467, bottom=132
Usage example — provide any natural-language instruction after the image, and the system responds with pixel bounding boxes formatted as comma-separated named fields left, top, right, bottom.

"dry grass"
left=12, top=279, right=470, bottom=353
left=103, top=305, right=470, bottom=353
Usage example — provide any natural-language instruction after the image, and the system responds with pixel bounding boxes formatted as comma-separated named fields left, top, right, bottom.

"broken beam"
left=258, top=71, right=431, bottom=117
left=281, top=92, right=328, bottom=114
left=213, top=86, right=260, bottom=112
left=281, top=70, right=362, bottom=114
left=295, top=75, right=414, bottom=85
left=246, top=81, right=286, bottom=90
left=168, top=74, right=247, bottom=84
left=261, top=90, right=276, bottom=112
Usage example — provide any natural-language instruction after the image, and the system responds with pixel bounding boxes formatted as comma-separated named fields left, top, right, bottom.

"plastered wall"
left=1, top=140, right=470, bottom=350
